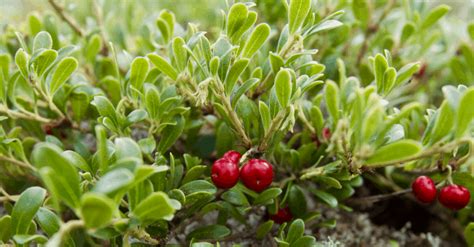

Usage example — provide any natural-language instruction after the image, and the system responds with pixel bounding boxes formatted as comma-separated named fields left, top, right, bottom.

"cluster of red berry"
left=412, top=176, right=471, bottom=210
left=211, top=151, right=293, bottom=223
left=211, top=150, right=273, bottom=192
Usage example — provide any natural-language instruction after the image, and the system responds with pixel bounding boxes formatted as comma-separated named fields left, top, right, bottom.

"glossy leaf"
left=49, top=57, right=78, bottom=95
left=288, top=0, right=311, bottom=34
left=242, top=23, right=271, bottom=58
left=80, top=193, right=116, bottom=228
left=275, top=69, right=292, bottom=108
left=148, top=53, right=178, bottom=80
left=187, top=224, right=231, bottom=240
left=11, top=187, right=46, bottom=235
left=365, top=140, right=422, bottom=167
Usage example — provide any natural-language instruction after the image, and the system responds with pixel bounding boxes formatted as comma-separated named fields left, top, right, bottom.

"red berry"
left=269, top=207, right=293, bottom=224
left=211, top=158, right=239, bottom=189
left=411, top=176, right=437, bottom=203
left=439, top=184, right=471, bottom=210
left=322, top=127, right=331, bottom=140
left=240, top=159, right=273, bottom=192
left=222, top=150, right=241, bottom=164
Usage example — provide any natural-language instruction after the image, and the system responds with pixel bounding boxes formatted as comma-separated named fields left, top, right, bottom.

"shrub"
left=0, top=0, right=473, bottom=246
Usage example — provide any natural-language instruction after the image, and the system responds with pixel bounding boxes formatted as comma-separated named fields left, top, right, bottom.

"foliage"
left=0, top=0, right=473, bottom=245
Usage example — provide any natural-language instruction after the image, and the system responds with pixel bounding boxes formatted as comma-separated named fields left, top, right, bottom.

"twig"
left=48, top=0, right=85, bottom=37
left=0, top=155, right=37, bottom=171
left=347, top=188, right=411, bottom=205
left=0, top=106, right=54, bottom=123
left=213, top=79, right=252, bottom=148
left=258, top=109, right=287, bottom=152
left=361, top=138, right=474, bottom=169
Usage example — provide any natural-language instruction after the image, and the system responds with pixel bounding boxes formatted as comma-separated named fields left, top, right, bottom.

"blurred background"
left=1, top=0, right=473, bottom=27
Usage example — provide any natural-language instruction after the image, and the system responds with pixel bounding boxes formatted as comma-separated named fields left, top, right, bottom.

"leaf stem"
left=0, top=155, right=37, bottom=171
left=362, top=138, right=474, bottom=168
left=258, top=109, right=287, bottom=152
left=0, top=106, right=54, bottom=123
left=213, top=79, right=252, bottom=148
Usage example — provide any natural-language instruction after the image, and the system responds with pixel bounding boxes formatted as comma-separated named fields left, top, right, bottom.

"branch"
left=361, top=138, right=474, bottom=169
left=48, top=0, right=85, bottom=37
left=0, top=106, right=54, bottom=123
left=0, top=155, right=37, bottom=171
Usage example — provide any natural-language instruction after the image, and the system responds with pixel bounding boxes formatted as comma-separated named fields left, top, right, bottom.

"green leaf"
left=115, top=137, right=143, bottom=161
left=455, top=88, right=474, bottom=138
left=225, top=58, right=249, bottom=95
left=231, top=11, right=257, bottom=43
left=145, top=86, right=161, bottom=119
left=92, top=96, right=117, bottom=123
left=429, top=101, right=455, bottom=144
left=156, top=18, right=170, bottom=43
left=259, top=101, right=271, bottom=133
left=35, top=208, right=60, bottom=237
left=95, top=125, right=109, bottom=172
left=383, top=67, right=397, bottom=94
left=352, top=0, right=370, bottom=27
left=15, top=48, right=29, bottom=79
left=365, top=140, right=422, bottom=167
left=312, top=189, right=338, bottom=208
left=93, top=168, right=134, bottom=195
left=256, top=220, right=274, bottom=239
left=242, top=23, right=271, bottom=58
left=85, top=34, right=102, bottom=63
left=172, top=37, right=188, bottom=71
left=395, top=62, right=420, bottom=87
left=286, top=219, right=304, bottom=244
left=421, top=4, right=450, bottom=30
left=62, top=150, right=90, bottom=172
left=32, top=143, right=81, bottom=209
left=270, top=52, right=284, bottom=74
left=180, top=180, right=217, bottom=195
left=226, top=3, right=249, bottom=39
left=129, top=57, right=149, bottom=93
left=33, top=31, right=53, bottom=52
left=28, top=14, right=42, bottom=35
left=275, top=69, right=292, bottom=108
left=182, top=165, right=207, bottom=184
left=374, top=54, right=388, bottom=92
left=288, top=185, right=307, bottom=217
left=468, top=22, right=474, bottom=40
left=291, top=236, right=317, bottom=247
left=148, top=53, right=178, bottom=80
left=11, top=187, right=46, bottom=235
left=231, top=78, right=259, bottom=108
left=80, top=193, right=116, bottom=228
left=34, top=49, right=57, bottom=77
left=187, top=224, right=231, bottom=240
left=221, top=188, right=249, bottom=206
left=361, top=105, right=384, bottom=142
left=132, top=192, right=177, bottom=223
left=288, top=0, right=311, bottom=34
left=13, top=234, right=48, bottom=245
left=0, top=216, right=12, bottom=242
left=254, top=188, right=282, bottom=205
left=49, top=57, right=78, bottom=95
left=465, top=222, right=474, bottom=246
left=126, top=109, right=148, bottom=124
left=158, top=115, right=185, bottom=153
left=400, top=22, right=415, bottom=44
left=305, top=20, right=343, bottom=37
left=325, top=81, right=340, bottom=124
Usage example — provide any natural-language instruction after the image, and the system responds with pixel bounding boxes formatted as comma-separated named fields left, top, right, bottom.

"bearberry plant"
left=0, top=0, right=473, bottom=246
